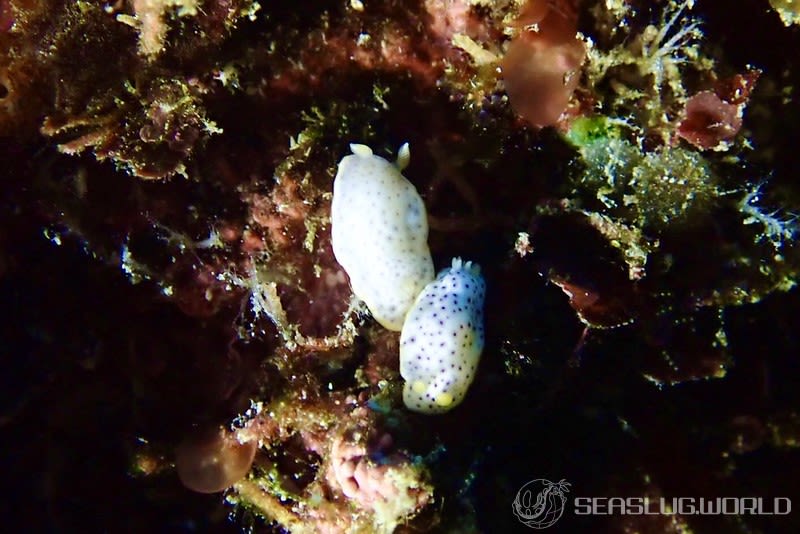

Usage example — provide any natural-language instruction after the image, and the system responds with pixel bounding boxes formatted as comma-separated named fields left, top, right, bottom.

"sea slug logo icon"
left=512, top=478, right=571, bottom=529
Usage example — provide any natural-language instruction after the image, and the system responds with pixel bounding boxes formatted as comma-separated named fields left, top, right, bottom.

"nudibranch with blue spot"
left=399, top=258, right=486, bottom=414
left=331, top=143, right=434, bottom=331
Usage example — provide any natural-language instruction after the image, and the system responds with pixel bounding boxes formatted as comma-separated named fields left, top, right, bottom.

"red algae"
left=677, top=90, right=742, bottom=150
left=501, top=0, right=586, bottom=128
left=677, top=69, right=760, bottom=150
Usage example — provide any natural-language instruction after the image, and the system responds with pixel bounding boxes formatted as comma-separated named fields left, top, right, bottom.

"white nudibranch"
left=400, top=258, right=486, bottom=414
left=331, top=143, right=434, bottom=331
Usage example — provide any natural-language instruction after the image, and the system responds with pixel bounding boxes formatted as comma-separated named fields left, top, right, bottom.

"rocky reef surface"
left=1, top=0, right=799, bottom=532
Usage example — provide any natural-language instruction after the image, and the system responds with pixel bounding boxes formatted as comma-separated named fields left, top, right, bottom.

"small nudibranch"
left=331, top=143, right=434, bottom=331
left=399, top=258, right=486, bottom=414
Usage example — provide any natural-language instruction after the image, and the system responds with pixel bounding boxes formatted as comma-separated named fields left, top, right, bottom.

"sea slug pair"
left=331, top=144, right=486, bottom=414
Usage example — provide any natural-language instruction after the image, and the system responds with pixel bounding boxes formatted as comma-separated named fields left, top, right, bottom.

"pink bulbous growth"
left=501, top=0, right=586, bottom=128
left=676, top=91, right=742, bottom=150
left=175, top=427, right=257, bottom=493
left=677, top=69, right=759, bottom=150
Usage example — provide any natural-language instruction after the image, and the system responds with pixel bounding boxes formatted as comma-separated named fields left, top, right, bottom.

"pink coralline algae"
left=231, top=396, right=432, bottom=533
left=325, top=413, right=431, bottom=516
